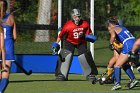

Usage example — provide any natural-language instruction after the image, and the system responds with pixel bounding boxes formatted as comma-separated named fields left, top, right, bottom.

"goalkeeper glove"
left=51, top=42, right=60, bottom=55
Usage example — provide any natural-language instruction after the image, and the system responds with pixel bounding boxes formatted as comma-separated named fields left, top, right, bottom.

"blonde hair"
left=0, top=0, right=7, bottom=18
left=0, top=1, right=4, bottom=18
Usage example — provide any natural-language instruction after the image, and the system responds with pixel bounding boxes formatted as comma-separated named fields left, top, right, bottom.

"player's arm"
left=131, top=38, right=140, bottom=53
left=56, top=24, right=67, bottom=43
left=52, top=24, right=67, bottom=54
left=108, top=28, right=116, bottom=50
left=56, top=31, right=64, bottom=43
left=56, top=37, right=61, bottom=43
left=85, top=22, right=97, bottom=43
left=8, top=14, right=17, bottom=41
left=109, top=29, right=116, bottom=44
left=0, top=28, right=5, bottom=69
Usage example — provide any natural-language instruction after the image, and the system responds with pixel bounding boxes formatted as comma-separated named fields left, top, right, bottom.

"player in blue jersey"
left=0, top=0, right=17, bottom=93
left=131, top=39, right=140, bottom=53
left=107, top=16, right=139, bottom=90
left=129, top=38, right=140, bottom=72
left=0, top=24, right=5, bottom=81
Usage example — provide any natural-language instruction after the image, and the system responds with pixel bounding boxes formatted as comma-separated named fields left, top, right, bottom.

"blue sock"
left=123, top=64, right=135, bottom=80
left=112, top=72, right=115, bottom=81
left=0, top=78, right=9, bottom=93
left=114, top=67, right=121, bottom=83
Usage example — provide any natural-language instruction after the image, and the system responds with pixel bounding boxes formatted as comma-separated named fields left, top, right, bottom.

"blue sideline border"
left=11, top=54, right=83, bottom=74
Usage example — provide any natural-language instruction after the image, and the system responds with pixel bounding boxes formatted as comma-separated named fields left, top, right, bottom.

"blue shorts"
left=137, top=48, right=140, bottom=54
left=121, top=39, right=136, bottom=54
left=0, top=39, right=15, bottom=62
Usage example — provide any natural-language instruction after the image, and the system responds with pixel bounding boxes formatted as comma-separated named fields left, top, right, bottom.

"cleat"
left=86, top=74, right=97, bottom=84
left=104, top=79, right=114, bottom=84
left=128, top=79, right=139, bottom=89
left=111, top=82, right=121, bottom=90
left=55, top=74, right=68, bottom=81
left=137, top=66, right=140, bottom=73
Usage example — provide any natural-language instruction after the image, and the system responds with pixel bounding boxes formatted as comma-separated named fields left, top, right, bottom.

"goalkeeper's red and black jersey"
left=58, top=20, right=92, bottom=45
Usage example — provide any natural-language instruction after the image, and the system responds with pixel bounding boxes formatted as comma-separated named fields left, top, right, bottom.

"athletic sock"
left=111, top=71, right=115, bottom=81
left=0, top=78, right=9, bottom=93
left=107, top=68, right=113, bottom=79
left=123, top=64, right=135, bottom=80
left=114, top=67, right=121, bottom=83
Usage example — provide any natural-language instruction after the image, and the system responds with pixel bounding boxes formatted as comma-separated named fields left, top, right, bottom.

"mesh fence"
left=11, top=0, right=140, bottom=55
left=12, top=0, right=95, bottom=54
left=13, top=0, right=58, bottom=54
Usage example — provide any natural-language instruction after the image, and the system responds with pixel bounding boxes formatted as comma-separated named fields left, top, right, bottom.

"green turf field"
left=5, top=68, right=140, bottom=93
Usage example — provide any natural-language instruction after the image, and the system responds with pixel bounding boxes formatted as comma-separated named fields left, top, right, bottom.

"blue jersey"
left=2, top=13, right=15, bottom=61
left=3, top=13, right=13, bottom=39
left=116, top=25, right=136, bottom=54
left=116, top=25, right=135, bottom=44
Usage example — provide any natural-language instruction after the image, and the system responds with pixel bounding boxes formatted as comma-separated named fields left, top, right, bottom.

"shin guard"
left=55, top=49, right=73, bottom=79
left=78, top=51, right=98, bottom=77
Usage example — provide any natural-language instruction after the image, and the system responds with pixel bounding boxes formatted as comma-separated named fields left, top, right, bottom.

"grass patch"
left=6, top=68, right=140, bottom=93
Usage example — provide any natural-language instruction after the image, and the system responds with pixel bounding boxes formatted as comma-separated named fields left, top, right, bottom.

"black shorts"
left=63, top=40, right=87, bottom=55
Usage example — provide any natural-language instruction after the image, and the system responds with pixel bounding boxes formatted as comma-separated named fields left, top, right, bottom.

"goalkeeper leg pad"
left=78, top=51, right=98, bottom=77
left=55, top=49, right=73, bottom=80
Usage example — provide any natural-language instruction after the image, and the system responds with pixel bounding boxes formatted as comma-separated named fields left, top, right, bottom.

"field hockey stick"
left=97, top=70, right=107, bottom=83
left=98, top=70, right=114, bottom=85
left=114, top=48, right=120, bottom=54
left=104, top=70, right=114, bottom=81
left=13, top=61, right=32, bottom=75
left=0, top=69, right=7, bottom=73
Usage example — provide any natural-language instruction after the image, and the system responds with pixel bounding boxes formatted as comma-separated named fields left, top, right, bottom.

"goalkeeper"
left=52, top=9, right=98, bottom=83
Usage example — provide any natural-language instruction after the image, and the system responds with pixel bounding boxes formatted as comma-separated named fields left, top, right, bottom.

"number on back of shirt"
left=124, top=30, right=133, bottom=38
left=3, top=28, right=6, bottom=39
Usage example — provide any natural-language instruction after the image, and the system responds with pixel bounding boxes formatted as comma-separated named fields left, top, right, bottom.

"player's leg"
left=55, top=40, right=74, bottom=81
left=105, top=50, right=119, bottom=84
left=77, top=43, right=98, bottom=83
left=112, top=54, right=129, bottom=90
left=0, top=39, right=15, bottom=93
left=55, top=49, right=73, bottom=81
left=132, top=50, right=140, bottom=73
left=107, top=56, right=115, bottom=79
left=0, top=61, right=11, bottom=93
left=122, top=63, right=139, bottom=89
left=0, top=62, right=2, bottom=81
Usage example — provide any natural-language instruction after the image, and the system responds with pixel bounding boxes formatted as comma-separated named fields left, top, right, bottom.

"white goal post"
left=58, top=0, right=95, bottom=59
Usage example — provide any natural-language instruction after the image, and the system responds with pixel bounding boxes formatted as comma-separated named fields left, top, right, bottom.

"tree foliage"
left=14, top=0, right=38, bottom=23
left=13, top=0, right=140, bottom=26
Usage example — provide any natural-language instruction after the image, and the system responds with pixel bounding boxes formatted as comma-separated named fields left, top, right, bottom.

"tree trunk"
left=35, top=0, right=52, bottom=42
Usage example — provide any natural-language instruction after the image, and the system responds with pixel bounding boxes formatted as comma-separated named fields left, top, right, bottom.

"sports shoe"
left=86, top=74, right=97, bottom=84
left=111, top=82, right=121, bottom=90
left=137, top=66, right=140, bottom=73
left=127, top=79, right=139, bottom=89
left=104, top=79, right=114, bottom=84
left=55, top=74, right=68, bottom=81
